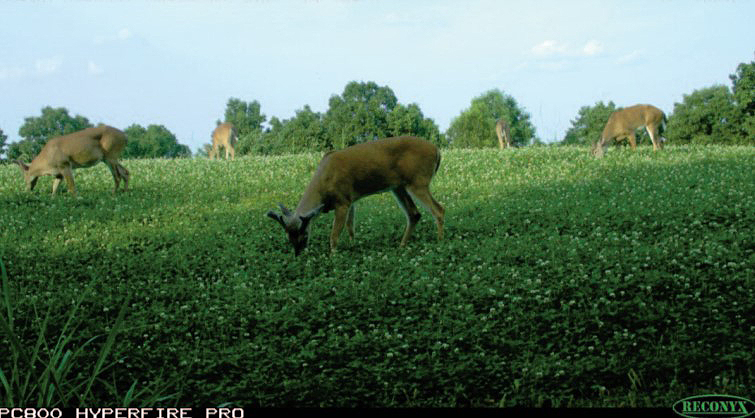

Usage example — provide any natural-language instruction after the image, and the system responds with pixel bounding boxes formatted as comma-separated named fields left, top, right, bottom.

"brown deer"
left=267, top=136, right=445, bottom=256
left=592, top=104, right=666, bottom=157
left=15, top=124, right=129, bottom=196
left=209, top=122, right=237, bottom=160
left=495, top=118, right=512, bottom=149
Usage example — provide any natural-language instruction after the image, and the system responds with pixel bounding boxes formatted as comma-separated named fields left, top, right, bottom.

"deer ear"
left=302, top=204, right=323, bottom=219
left=267, top=211, right=285, bottom=227
left=299, top=204, right=324, bottom=231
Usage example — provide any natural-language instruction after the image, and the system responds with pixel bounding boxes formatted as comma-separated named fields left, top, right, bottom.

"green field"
left=0, top=145, right=753, bottom=407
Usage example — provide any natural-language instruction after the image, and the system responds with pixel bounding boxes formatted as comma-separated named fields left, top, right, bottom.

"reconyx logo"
left=673, top=395, right=755, bottom=418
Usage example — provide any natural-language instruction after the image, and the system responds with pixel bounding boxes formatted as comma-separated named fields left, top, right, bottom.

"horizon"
left=1, top=0, right=753, bottom=153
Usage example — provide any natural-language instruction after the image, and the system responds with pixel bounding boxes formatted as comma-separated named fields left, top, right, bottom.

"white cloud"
left=532, top=39, right=605, bottom=58
left=94, top=28, right=133, bottom=45
left=117, top=28, right=132, bottom=40
left=532, top=40, right=568, bottom=57
left=582, top=40, right=603, bottom=56
left=617, top=49, right=643, bottom=64
left=35, top=57, right=61, bottom=75
left=88, top=60, right=104, bottom=75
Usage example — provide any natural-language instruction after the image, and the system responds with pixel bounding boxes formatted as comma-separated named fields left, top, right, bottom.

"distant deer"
left=209, top=122, right=237, bottom=160
left=15, top=124, right=129, bottom=196
left=495, top=118, right=512, bottom=149
left=267, top=136, right=444, bottom=256
left=592, top=104, right=667, bottom=157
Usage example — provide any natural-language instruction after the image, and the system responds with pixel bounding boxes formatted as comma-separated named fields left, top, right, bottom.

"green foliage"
left=232, top=83, right=445, bottom=156
left=7, top=107, right=92, bottom=161
left=1, top=146, right=752, bottom=406
left=123, top=124, right=191, bottom=159
left=323, top=81, right=399, bottom=148
left=562, top=101, right=617, bottom=145
left=0, top=128, right=7, bottom=159
left=729, top=56, right=755, bottom=142
left=666, top=85, right=742, bottom=145
left=264, top=105, right=328, bottom=154
left=447, top=89, right=537, bottom=148
left=387, top=103, right=446, bottom=147
left=224, top=98, right=266, bottom=139
left=0, top=258, right=175, bottom=406
left=663, top=57, right=754, bottom=146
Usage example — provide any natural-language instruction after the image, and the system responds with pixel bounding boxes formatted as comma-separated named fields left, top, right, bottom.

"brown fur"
left=495, top=118, right=512, bottom=149
left=15, top=124, right=129, bottom=196
left=267, top=136, right=444, bottom=255
left=593, top=104, right=666, bottom=157
left=209, top=122, right=237, bottom=160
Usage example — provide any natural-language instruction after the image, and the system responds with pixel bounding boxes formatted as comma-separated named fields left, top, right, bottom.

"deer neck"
left=295, top=186, right=325, bottom=216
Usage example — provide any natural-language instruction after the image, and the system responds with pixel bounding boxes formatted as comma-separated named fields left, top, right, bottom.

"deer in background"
left=209, top=122, right=237, bottom=160
left=592, top=104, right=667, bottom=157
left=15, top=124, right=129, bottom=196
left=495, top=118, right=512, bottom=149
left=267, top=136, right=445, bottom=256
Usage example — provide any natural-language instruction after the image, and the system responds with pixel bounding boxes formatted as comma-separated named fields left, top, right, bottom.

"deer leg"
left=406, top=185, right=445, bottom=242
left=52, top=176, right=62, bottom=195
left=346, top=205, right=356, bottom=240
left=392, top=187, right=421, bottom=247
left=117, top=163, right=130, bottom=191
left=646, top=124, right=662, bottom=150
left=230, top=144, right=235, bottom=160
left=330, top=204, right=350, bottom=253
left=628, top=133, right=637, bottom=151
left=105, top=161, right=121, bottom=193
left=210, top=143, right=218, bottom=160
left=62, top=167, right=76, bottom=196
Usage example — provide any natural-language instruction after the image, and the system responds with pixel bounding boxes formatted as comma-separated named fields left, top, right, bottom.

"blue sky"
left=1, top=0, right=753, bottom=153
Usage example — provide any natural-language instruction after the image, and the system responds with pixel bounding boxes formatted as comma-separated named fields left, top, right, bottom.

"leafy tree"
left=446, top=89, right=537, bottom=148
left=8, top=107, right=92, bottom=161
left=123, top=124, right=190, bottom=158
left=666, top=85, right=741, bottom=144
left=267, top=105, right=328, bottom=153
left=0, top=128, right=7, bottom=159
left=562, top=101, right=617, bottom=145
left=234, top=129, right=269, bottom=156
left=224, top=98, right=267, bottom=138
left=323, top=81, right=398, bottom=148
left=729, top=56, right=755, bottom=143
left=387, top=103, right=446, bottom=147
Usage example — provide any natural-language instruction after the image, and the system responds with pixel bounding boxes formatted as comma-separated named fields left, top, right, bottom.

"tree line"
left=563, top=57, right=754, bottom=146
left=1, top=56, right=751, bottom=161
left=206, top=81, right=536, bottom=158
left=0, top=107, right=190, bottom=162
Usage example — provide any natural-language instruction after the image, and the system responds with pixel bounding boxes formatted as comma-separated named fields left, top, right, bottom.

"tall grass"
left=0, top=257, right=176, bottom=406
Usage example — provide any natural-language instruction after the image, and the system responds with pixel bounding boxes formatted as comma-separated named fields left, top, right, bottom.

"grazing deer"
left=15, top=124, right=129, bottom=196
left=495, top=118, right=512, bottom=149
left=592, top=104, right=667, bottom=157
left=267, top=136, right=445, bottom=256
left=209, top=122, right=237, bottom=160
